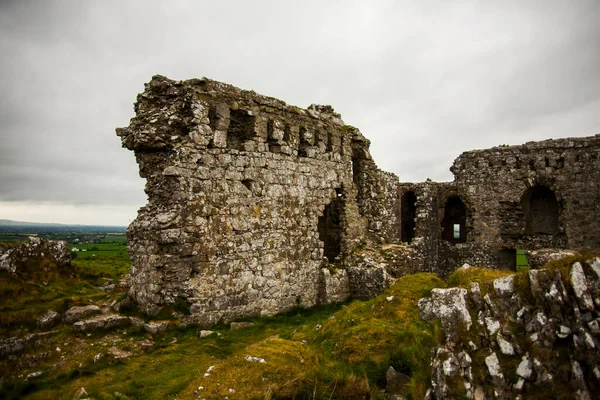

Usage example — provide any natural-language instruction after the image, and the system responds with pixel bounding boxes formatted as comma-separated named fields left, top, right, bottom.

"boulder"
left=347, top=263, right=394, bottom=300
left=65, top=305, right=101, bottom=324
left=144, top=321, right=174, bottom=335
left=418, top=287, right=471, bottom=341
left=37, top=310, right=61, bottom=329
left=72, top=314, right=130, bottom=333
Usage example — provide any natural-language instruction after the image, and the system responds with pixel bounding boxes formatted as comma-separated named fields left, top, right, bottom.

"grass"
left=446, top=265, right=514, bottom=296
left=177, top=273, right=446, bottom=399
left=0, top=236, right=449, bottom=400
left=5, top=241, right=596, bottom=399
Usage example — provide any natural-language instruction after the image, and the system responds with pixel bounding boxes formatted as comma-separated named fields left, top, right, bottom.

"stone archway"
left=441, top=196, right=467, bottom=243
left=521, top=185, right=559, bottom=235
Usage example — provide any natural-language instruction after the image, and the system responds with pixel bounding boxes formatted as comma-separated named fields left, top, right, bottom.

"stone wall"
left=451, top=136, right=600, bottom=250
left=397, top=135, right=600, bottom=275
left=117, top=76, right=397, bottom=323
left=118, top=75, right=600, bottom=322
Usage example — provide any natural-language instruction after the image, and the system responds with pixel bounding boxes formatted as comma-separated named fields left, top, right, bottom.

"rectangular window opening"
left=453, top=224, right=460, bottom=239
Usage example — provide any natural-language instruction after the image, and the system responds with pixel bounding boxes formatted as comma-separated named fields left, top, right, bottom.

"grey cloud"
left=1, top=0, right=599, bottom=224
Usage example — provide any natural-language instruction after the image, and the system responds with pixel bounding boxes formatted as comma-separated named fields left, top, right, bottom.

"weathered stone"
left=422, top=260, right=600, bottom=399
left=516, top=354, right=533, bottom=379
left=72, top=387, right=88, bottom=400
left=198, top=330, right=214, bottom=338
left=230, top=322, right=254, bottom=330
left=485, top=317, right=501, bottom=336
left=117, top=75, right=600, bottom=327
left=0, top=237, right=71, bottom=276
left=72, top=314, right=130, bottom=333
left=526, top=249, right=577, bottom=269
left=65, top=305, right=101, bottom=324
left=318, top=268, right=350, bottom=304
left=385, top=366, right=410, bottom=395
left=497, top=334, right=515, bottom=355
left=470, top=282, right=481, bottom=305
left=140, top=339, right=155, bottom=351
left=588, top=319, right=600, bottom=334
left=244, top=356, right=266, bottom=363
left=556, top=325, right=571, bottom=339
left=37, top=310, right=61, bottom=329
left=129, top=316, right=145, bottom=329
left=400, top=134, right=600, bottom=276
left=493, top=275, right=515, bottom=297
left=347, top=264, right=393, bottom=300
left=143, top=321, right=174, bottom=335
left=118, top=75, right=400, bottom=322
left=571, top=360, right=591, bottom=400
left=589, top=257, right=600, bottom=280
left=0, top=337, right=27, bottom=358
left=485, top=352, right=503, bottom=380
left=418, top=288, right=471, bottom=343
left=514, top=378, right=525, bottom=391
left=528, top=269, right=551, bottom=299
left=571, top=262, right=594, bottom=310
left=108, top=347, right=131, bottom=359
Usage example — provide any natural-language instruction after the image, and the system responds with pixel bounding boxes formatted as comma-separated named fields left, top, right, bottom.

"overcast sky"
left=1, top=0, right=599, bottom=226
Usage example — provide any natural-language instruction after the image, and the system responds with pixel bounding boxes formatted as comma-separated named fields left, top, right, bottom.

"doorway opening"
left=521, top=186, right=559, bottom=235
left=401, top=191, right=417, bottom=243
left=318, top=189, right=344, bottom=263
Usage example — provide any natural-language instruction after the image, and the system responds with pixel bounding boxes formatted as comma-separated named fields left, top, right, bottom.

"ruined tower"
left=117, top=76, right=399, bottom=323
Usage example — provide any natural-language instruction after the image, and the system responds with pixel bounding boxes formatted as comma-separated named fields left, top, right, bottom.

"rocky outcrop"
left=526, top=248, right=578, bottom=269
left=419, top=257, right=600, bottom=399
left=0, top=237, right=71, bottom=276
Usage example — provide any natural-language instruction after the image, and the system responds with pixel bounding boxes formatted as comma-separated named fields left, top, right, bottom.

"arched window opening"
left=318, top=189, right=344, bottom=263
left=441, top=196, right=467, bottom=243
left=521, top=186, right=559, bottom=235
left=401, top=191, right=417, bottom=243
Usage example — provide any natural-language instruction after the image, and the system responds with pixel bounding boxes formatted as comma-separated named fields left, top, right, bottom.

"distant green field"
left=71, top=243, right=129, bottom=265
left=99, top=234, right=128, bottom=244
left=0, top=234, right=32, bottom=243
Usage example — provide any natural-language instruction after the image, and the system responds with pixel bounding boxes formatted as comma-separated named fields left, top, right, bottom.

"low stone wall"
left=0, top=237, right=71, bottom=276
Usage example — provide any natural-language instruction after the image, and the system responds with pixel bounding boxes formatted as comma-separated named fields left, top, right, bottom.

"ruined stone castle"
left=117, top=75, right=600, bottom=323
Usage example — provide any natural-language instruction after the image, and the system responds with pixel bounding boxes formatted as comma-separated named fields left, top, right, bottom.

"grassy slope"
left=8, top=246, right=596, bottom=399
left=177, top=273, right=446, bottom=399
left=0, top=241, right=448, bottom=400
